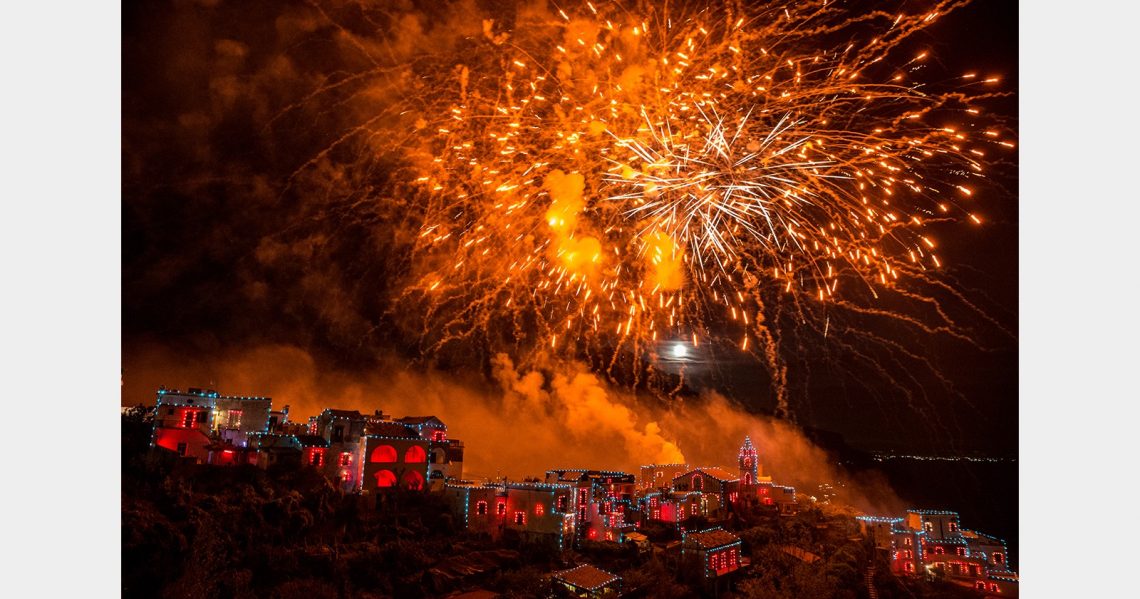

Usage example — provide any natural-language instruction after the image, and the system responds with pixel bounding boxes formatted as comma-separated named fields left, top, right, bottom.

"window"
left=182, top=411, right=195, bottom=428
left=332, top=425, right=344, bottom=443
left=925, top=521, right=934, bottom=533
left=905, top=563, right=915, bottom=573
left=432, top=430, right=446, bottom=442
left=760, top=487, right=769, bottom=495
left=956, top=547, right=967, bottom=556
left=310, top=450, right=323, bottom=466
left=993, top=552, right=1004, bottom=564
left=176, top=442, right=187, bottom=456
left=934, top=546, right=944, bottom=554
left=990, top=583, right=999, bottom=592
left=535, top=503, right=544, bottom=516
left=375, top=470, right=397, bottom=488
left=497, top=501, right=506, bottom=516
left=948, top=521, right=958, bottom=532
left=904, top=550, right=912, bottom=559
left=693, top=474, right=703, bottom=491
left=904, top=537, right=912, bottom=546
left=404, top=445, right=427, bottom=463
left=370, top=445, right=397, bottom=462
left=401, top=470, right=424, bottom=490
left=976, top=582, right=986, bottom=590
left=557, top=496, right=567, bottom=511
left=513, top=511, right=525, bottom=525
left=340, top=452, right=352, bottom=466
left=476, top=501, right=488, bottom=515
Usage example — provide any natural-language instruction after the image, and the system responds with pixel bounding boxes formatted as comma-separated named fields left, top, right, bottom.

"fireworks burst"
left=311, top=0, right=1014, bottom=411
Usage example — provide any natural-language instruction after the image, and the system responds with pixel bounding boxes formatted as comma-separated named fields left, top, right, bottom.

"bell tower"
left=738, top=436, right=758, bottom=485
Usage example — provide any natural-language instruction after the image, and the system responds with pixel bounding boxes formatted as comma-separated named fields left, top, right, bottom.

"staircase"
left=865, top=566, right=879, bottom=599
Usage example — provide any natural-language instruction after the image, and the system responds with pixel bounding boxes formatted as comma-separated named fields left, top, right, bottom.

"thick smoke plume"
left=123, top=342, right=901, bottom=513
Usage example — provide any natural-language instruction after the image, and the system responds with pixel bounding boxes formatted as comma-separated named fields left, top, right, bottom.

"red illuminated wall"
left=154, top=428, right=211, bottom=462
left=361, top=437, right=430, bottom=492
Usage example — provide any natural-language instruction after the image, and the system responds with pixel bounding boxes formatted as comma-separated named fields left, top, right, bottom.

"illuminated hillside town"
left=130, top=387, right=1018, bottom=597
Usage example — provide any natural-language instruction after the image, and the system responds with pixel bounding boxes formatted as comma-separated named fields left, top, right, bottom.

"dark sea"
left=869, top=458, right=1019, bottom=569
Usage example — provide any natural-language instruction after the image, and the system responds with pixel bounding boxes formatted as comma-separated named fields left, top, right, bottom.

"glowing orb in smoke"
left=671, top=343, right=689, bottom=359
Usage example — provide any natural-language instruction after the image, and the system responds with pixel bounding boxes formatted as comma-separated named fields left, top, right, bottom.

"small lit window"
left=476, top=501, right=488, bottom=515
left=535, top=503, right=544, bottom=516
left=904, top=537, right=912, bottom=546
left=557, top=496, right=567, bottom=511
left=976, top=581, right=986, bottom=590
left=905, top=563, right=915, bottom=573
left=990, top=583, right=999, bottom=592
left=513, top=511, right=525, bottom=525
left=993, top=552, right=1004, bottom=564
left=934, top=546, right=944, bottom=554
left=949, top=521, right=958, bottom=532
left=497, top=502, right=506, bottom=516
left=957, top=547, right=967, bottom=556
left=340, top=452, right=352, bottom=466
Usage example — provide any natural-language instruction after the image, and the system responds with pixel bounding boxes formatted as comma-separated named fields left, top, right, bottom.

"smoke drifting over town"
left=123, top=342, right=902, bottom=514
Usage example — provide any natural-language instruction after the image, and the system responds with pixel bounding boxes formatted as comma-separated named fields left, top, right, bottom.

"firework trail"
left=297, top=0, right=1015, bottom=414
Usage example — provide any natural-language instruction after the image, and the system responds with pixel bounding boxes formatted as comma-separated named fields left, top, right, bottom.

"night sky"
left=122, top=0, right=1017, bottom=456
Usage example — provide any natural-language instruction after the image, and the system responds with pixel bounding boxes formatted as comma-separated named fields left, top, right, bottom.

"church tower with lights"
left=739, top=436, right=759, bottom=485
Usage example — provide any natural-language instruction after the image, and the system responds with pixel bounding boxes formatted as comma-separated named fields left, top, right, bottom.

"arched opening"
left=744, top=473, right=752, bottom=485
left=375, top=469, right=397, bottom=488
left=431, top=447, right=447, bottom=464
left=402, top=470, right=425, bottom=490
left=405, top=445, right=427, bottom=463
left=693, top=474, right=703, bottom=491
left=370, top=445, right=397, bottom=463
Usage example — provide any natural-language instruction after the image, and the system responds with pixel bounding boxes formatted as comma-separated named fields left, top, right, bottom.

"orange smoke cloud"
left=122, top=342, right=900, bottom=512
left=544, top=169, right=604, bottom=275
left=643, top=229, right=685, bottom=291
